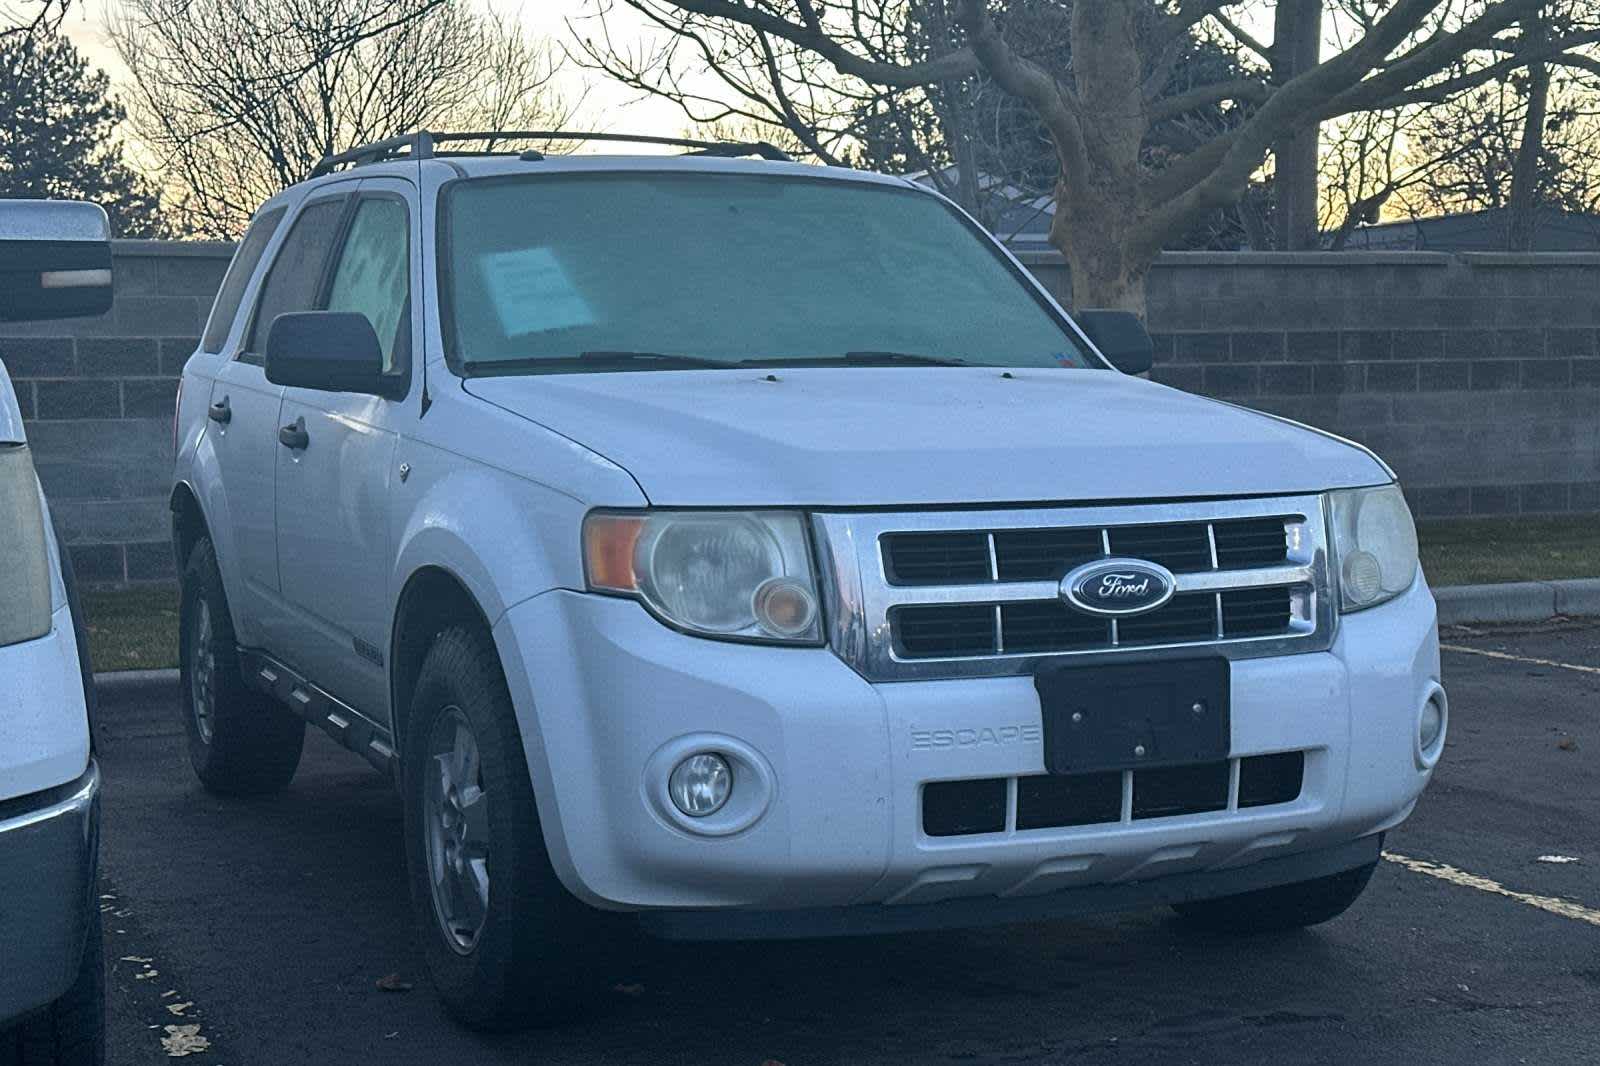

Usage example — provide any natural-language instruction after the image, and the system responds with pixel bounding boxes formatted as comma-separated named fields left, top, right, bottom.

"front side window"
left=244, top=196, right=347, bottom=358
left=201, top=206, right=284, bottom=353
left=441, top=174, right=1093, bottom=375
left=325, top=197, right=410, bottom=373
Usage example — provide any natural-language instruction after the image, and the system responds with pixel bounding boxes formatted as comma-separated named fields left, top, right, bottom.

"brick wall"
left=0, top=241, right=232, bottom=584
left=1, top=242, right=1597, bottom=585
left=1021, top=250, right=1600, bottom=519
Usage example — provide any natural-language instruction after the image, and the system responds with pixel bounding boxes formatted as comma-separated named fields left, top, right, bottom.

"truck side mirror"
left=1075, top=309, right=1153, bottom=375
left=0, top=200, right=114, bottom=322
left=265, top=311, right=387, bottom=396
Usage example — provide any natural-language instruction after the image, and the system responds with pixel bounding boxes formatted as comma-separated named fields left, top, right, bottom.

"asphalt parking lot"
left=96, top=622, right=1599, bottom=1065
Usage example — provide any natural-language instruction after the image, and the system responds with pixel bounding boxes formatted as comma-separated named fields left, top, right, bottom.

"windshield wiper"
left=741, top=351, right=972, bottom=368
left=577, top=350, right=730, bottom=368
left=461, top=351, right=731, bottom=376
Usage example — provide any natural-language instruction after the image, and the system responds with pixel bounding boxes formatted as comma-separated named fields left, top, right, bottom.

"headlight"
left=1328, top=484, right=1418, bottom=612
left=584, top=510, right=822, bottom=644
left=0, top=444, right=53, bottom=647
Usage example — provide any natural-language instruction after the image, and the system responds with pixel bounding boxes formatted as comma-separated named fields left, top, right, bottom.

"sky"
left=60, top=1, right=707, bottom=147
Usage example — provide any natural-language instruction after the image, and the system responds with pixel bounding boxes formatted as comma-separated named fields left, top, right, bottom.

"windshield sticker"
left=478, top=247, right=595, bottom=337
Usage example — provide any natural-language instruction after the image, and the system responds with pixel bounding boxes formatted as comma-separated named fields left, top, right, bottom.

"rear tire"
left=179, top=538, right=303, bottom=795
left=0, top=904, right=104, bottom=1066
left=401, top=626, right=614, bottom=1031
left=1171, top=861, right=1377, bottom=934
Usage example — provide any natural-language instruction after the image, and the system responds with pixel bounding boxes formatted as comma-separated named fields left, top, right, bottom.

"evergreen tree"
left=0, top=31, right=166, bottom=237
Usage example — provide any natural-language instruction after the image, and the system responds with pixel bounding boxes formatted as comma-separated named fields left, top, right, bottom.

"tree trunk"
left=1270, top=0, right=1324, bottom=251
left=1507, top=11, right=1549, bottom=253
left=1050, top=0, right=1150, bottom=316
left=1051, top=179, right=1149, bottom=315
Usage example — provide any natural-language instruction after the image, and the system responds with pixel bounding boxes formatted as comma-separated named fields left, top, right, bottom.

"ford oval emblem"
left=1060, top=558, right=1177, bottom=617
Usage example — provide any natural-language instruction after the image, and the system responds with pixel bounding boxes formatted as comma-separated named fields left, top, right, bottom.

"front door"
left=274, top=179, right=417, bottom=721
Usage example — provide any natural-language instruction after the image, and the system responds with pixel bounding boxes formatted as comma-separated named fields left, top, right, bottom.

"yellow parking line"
left=1440, top=643, right=1600, bottom=676
left=1383, top=851, right=1600, bottom=928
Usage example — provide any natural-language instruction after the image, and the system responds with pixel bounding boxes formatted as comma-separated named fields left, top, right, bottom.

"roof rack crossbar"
left=309, top=129, right=791, bottom=177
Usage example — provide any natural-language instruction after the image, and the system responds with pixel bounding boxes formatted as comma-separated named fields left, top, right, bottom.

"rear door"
left=272, top=178, right=417, bottom=720
left=207, top=195, right=347, bottom=637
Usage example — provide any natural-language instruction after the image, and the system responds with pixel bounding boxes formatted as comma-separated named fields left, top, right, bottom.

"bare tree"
left=110, top=0, right=578, bottom=237
left=572, top=1, right=1600, bottom=313
left=2, top=0, right=69, bottom=43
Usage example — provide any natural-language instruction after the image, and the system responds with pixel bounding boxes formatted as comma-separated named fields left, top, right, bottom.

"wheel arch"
left=389, top=565, right=499, bottom=755
left=169, top=480, right=210, bottom=573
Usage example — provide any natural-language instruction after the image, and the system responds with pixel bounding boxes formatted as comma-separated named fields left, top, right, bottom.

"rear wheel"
left=179, top=538, right=304, bottom=794
left=0, top=904, right=104, bottom=1066
left=1171, top=861, right=1377, bottom=934
left=401, top=626, right=615, bottom=1031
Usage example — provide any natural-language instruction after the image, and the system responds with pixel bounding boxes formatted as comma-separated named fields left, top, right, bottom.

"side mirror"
left=0, top=200, right=113, bottom=322
left=1075, top=309, right=1153, bottom=375
left=265, top=311, right=386, bottom=395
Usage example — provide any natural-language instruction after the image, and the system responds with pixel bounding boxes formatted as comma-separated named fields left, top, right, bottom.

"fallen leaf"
left=1536, top=855, right=1580, bottom=864
left=1557, top=738, right=1578, bottom=751
left=160, top=1024, right=209, bottom=1057
left=761, top=1061, right=787, bottom=1066
left=121, top=956, right=154, bottom=964
left=135, top=969, right=159, bottom=980
left=166, top=1002, right=194, bottom=1016
left=376, top=973, right=413, bottom=992
left=613, top=983, right=645, bottom=997
left=161, top=990, right=178, bottom=998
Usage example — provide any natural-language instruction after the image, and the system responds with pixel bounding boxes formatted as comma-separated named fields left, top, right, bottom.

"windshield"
left=440, top=173, right=1095, bottom=374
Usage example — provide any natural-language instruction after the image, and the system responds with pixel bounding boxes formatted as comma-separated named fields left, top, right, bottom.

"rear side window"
left=243, top=196, right=348, bottom=359
left=200, top=206, right=284, bottom=353
left=324, top=197, right=410, bottom=373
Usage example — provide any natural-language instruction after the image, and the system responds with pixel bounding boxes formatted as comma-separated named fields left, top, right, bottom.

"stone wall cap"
left=112, top=239, right=237, bottom=258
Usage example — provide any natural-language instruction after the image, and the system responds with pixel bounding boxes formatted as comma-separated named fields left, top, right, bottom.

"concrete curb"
left=93, top=668, right=178, bottom=694
left=1435, top=578, right=1600, bottom=626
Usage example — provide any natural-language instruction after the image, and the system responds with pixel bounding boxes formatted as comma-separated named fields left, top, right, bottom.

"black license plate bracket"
left=1035, top=657, right=1230, bottom=775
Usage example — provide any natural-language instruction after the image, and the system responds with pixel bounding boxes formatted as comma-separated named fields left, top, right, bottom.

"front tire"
left=179, top=538, right=304, bottom=795
left=1, top=904, right=104, bottom=1066
left=401, top=626, right=613, bottom=1031
left=1171, top=861, right=1377, bottom=934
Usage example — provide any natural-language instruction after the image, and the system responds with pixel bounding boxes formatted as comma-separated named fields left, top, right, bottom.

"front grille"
left=891, top=587, right=1296, bottom=659
left=815, top=496, right=1331, bottom=682
left=885, top=517, right=1290, bottom=587
left=922, top=752, right=1307, bottom=837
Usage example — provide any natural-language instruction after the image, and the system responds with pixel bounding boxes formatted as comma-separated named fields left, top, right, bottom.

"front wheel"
left=401, top=626, right=615, bottom=1031
left=1171, top=861, right=1377, bottom=934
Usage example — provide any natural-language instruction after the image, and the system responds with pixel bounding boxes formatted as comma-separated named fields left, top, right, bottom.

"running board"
left=238, top=649, right=397, bottom=778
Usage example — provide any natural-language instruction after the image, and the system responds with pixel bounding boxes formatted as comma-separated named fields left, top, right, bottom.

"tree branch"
left=625, top=0, right=979, bottom=87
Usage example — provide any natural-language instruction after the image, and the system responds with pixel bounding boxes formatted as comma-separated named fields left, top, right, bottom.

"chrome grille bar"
left=812, top=494, right=1335, bottom=682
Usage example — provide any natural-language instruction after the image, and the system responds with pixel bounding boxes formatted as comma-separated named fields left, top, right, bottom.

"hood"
left=463, top=367, right=1390, bottom=507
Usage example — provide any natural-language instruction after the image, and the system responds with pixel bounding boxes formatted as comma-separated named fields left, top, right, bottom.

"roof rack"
left=309, top=130, right=793, bottom=177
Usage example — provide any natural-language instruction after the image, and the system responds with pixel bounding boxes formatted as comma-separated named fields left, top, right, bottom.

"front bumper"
left=0, top=762, right=100, bottom=1024
left=499, top=577, right=1439, bottom=918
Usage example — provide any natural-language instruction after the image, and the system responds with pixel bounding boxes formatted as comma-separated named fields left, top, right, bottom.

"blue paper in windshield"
left=478, top=247, right=595, bottom=337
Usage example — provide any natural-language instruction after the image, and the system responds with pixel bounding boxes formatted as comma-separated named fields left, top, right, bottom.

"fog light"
left=1419, top=696, right=1444, bottom=751
left=669, top=753, right=732, bottom=817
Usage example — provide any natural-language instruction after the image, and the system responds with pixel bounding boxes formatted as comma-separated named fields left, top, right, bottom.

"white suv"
left=0, top=201, right=109, bottom=1066
left=170, top=132, right=1446, bottom=1031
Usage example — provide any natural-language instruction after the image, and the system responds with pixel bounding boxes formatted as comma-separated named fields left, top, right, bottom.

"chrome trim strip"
left=813, top=494, right=1333, bottom=682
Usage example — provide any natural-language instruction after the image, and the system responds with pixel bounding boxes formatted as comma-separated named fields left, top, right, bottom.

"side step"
left=239, top=649, right=397, bottom=778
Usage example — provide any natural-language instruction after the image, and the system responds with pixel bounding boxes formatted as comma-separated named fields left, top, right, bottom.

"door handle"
left=278, top=417, right=309, bottom=451
left=208, top=397, right=231, bottom=424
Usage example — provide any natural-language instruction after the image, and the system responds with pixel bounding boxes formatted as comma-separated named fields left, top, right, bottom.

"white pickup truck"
left=170, top=132, right=1445, bottom=1031
left=0, top=201, right=109, bottom=1066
